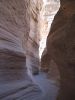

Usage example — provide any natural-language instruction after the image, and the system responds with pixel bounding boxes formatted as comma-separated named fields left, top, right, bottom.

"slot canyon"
left=0, top=0, right=75, bottom=100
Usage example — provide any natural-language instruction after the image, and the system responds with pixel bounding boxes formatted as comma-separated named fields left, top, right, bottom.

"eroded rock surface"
left=41, top=48, right=60, bottom=84
left=44, top=0, right=75, bottom=99
left=0, top=0, right=43, bottom=99
left=26, top=0, right=43, bottom=75
left=40, top=0, right=60, bottom=83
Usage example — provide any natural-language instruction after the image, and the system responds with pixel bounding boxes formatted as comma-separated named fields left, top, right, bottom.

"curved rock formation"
left=0, top=0, right=43, bottom=99
left=26, top=0, right=43, bottom=75
left=45, top=0, right=75, bottom=99
left=41, top=0, right=60, bottom=83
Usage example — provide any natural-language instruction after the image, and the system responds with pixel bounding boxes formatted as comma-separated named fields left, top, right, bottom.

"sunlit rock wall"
left=26, top=0, right=43, bottom=75
left=41, top=0, right=60, bottom=82
left=39, top=0, right=60, bottom=58
left=0, top=0, right=43, bottom=99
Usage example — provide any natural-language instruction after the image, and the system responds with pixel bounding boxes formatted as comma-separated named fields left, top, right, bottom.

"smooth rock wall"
left=44, top=0, right=75, bottom=99
left=41, top=48, right=60, bottom=83
left=40, top=0, right=60, bottom=81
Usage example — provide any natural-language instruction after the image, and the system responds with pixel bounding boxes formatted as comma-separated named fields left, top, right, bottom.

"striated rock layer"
left=44, top=0, right=75, bottom=99
left=0, top=0, right=43, bottom=99
left=26, top=0, right=43, bottom=75
left=27, top=0, right=42, bottom=74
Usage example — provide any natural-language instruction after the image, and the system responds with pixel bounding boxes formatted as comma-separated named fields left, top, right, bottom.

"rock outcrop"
left=43, top=0, right=75, bottom=99
left=0, top=0, right=43, bottom=99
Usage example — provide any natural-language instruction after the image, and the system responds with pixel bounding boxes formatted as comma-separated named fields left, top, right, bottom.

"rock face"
left=39, top=0, right=60, bottom=58
left=41, top=48, right=60, bottom=83
left=44, top=0, right=75, bottom=99
left=41, top=48, right=50, bottom=72
left=41, top=0, right=60, bottom=82
left=0, top=0, right=43, bottom=99
left=26, top=0, right=42, bottom=75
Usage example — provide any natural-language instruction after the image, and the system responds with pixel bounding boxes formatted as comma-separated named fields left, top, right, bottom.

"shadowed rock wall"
left=42, top=0, right=75, bottom=99
left=41, top=0, right=60, bottom=82
left=41, top=48, right=60, bottom=83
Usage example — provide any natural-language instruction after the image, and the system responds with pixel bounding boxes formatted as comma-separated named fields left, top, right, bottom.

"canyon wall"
left=41, top=0, right=60, bottom=82
left=26, top=0, right=43, bottom=75
left=39, top=0, right=60, bottom=57
left=0, top=0, right=43, bottom=99
left=42, top=0, right=75, bottom=99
